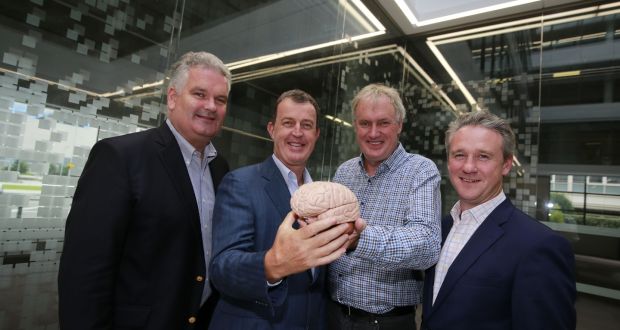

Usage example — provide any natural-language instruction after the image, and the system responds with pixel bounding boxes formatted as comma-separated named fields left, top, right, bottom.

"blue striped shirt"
left=328, top=144, right=442, bottom=313
left=166, top=119, right=216, bottom=305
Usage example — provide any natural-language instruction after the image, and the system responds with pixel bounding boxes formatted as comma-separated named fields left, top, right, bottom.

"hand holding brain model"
left=290, top=181, right=360, bottom=229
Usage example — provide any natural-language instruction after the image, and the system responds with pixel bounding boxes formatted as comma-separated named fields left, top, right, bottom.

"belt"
left=335, top=301, right=415, bottom=318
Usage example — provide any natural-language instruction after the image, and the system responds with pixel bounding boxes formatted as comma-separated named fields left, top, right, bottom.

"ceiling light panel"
left=395, top=0, right=540, bottom=27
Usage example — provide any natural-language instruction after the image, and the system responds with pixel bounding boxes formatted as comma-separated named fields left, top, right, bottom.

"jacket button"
left=188, top=316, right=196, bottom=324
left=196, top=275, right=204, bottom=282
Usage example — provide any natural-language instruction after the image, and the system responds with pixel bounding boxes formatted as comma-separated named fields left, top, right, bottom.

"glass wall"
left=1, top=0, right=619, bottom=329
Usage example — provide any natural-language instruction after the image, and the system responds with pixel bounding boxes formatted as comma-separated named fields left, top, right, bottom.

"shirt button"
left=188, top=316, right=196, bottom=324
left=196, top=275, right=204, bottom=282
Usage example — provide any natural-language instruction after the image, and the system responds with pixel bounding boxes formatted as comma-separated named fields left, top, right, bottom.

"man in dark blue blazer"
left=422, top=111, right=576, bottom=330
left=58, top=52, right=231, bottom=330
left=209, top=90, right=356, bottom=330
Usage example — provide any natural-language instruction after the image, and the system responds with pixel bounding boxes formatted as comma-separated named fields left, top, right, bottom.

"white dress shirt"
left=432, top=192, right=506, bottom=304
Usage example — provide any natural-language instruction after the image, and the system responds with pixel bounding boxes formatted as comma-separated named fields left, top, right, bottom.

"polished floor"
left=575, top=292, right=620, bottom=330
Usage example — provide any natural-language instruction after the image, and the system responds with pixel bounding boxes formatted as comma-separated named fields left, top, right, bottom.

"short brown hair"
left=445, top=111, right=516, bottom=160
left=272, top=89, right=320, bottom=124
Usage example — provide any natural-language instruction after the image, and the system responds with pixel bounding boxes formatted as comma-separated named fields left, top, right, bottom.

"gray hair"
left=445, top=111, right=516, bottom=160
left=351, top=84, right=406, bottom=123
left=167, top=51, right=231, bottom=92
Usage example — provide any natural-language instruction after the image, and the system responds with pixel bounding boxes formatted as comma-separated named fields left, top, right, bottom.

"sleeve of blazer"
left=210, top=170, right=288, bottom=312
left=58, top=140, right=132, bottom=330
left=511, top=233, right=576, bottom=330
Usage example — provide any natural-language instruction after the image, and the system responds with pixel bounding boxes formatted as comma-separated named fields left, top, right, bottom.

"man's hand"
left=344, top=217, right=367, bottom=251
left=297, top=216, right=364, bottom=250
left=264, top=212, right=350, bottom=283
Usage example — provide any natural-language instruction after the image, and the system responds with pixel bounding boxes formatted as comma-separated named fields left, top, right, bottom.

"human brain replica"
left=290, top=181, right=359, bottom=224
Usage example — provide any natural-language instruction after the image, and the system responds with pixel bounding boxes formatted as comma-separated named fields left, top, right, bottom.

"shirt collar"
left=272, top=154, right=312, bottom=185
left=357, top=143, right=406, bottom=175
left=450, top=191, right=506, bottom=225
left=166, top=119, right=217, bottom=165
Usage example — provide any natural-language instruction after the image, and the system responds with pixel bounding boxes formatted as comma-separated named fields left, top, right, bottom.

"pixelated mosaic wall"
left=0, top=0, right=176, bottom=328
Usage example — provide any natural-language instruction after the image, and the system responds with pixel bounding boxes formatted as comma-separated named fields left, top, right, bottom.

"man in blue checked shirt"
left=327, top=83, right=442, bottom=330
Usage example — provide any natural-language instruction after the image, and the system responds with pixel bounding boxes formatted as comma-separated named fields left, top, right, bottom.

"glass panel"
left=539, top=11, right=620, bottom=302
left=1, top=0, right=178, bottom=327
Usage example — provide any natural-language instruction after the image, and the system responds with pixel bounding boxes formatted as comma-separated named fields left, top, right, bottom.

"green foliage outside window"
left=2, top=160, right=29, bottom=174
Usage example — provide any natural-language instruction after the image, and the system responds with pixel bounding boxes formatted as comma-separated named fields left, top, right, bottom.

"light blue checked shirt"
left=328, top=144, right=442, bottom=314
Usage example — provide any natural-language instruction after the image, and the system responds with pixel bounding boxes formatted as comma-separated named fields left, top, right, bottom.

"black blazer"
left=58, top=124, right=229, bottom=330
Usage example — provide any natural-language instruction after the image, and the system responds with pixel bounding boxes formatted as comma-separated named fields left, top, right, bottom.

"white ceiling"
left=377, top=0, right=589, bottom=35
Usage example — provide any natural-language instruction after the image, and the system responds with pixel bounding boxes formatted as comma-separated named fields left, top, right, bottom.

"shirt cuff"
left=267, top=279, right=283, bottom=287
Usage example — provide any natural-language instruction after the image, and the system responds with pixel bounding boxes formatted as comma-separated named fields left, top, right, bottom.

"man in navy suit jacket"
left=422, top=111, right=576, bottom=330
left=58, top=52, right=230, bottom=329
left=209, top=90, right=359, bottom=329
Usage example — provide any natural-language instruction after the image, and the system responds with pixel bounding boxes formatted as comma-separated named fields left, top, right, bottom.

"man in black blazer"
left=58, top=51, right=231, bottom=330
left=422, top=111, right=576, bottom=329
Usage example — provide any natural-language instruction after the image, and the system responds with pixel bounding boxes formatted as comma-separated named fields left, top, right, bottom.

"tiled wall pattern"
left=1, top=0, right=174, bottom=327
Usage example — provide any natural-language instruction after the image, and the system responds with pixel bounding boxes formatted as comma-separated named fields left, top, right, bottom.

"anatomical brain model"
left=290, top=181, right=359, bottom=224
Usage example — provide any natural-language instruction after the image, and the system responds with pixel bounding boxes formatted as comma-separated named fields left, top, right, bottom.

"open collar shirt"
left=271, top=154, right=312, bottom=195
left=328, top=143, right=442, bottom=313
left=432, top=191, right=506, bottom=304
left=167, top=119, right=217, bottom=305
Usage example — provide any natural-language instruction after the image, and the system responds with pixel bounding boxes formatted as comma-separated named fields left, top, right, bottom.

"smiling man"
left=59, top=52, right=231, bottom=329
left=421, top=111, right=576, bottom=330
left=209, top=89, right=355, bottom=330
left=327, top=84, right=442, bottom=330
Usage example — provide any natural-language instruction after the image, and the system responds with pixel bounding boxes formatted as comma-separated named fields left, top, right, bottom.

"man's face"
left=354, top=95, right=403, bottom=169
left=447, top=125, right=513, bottom=212
left=267, top=98, right=320, bottom=170
left=167, top=66, right=229, bottom=150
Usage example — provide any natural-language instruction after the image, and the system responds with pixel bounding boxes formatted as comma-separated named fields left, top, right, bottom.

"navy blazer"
left=58, top=124, right=228, bottom=330
left=209, top=157, right=327, bottom=330
left=422, top=199, right=576, bottom=330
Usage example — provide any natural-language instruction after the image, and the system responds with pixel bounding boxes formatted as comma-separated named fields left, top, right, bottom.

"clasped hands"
left=264, top=211, right=366, bottom=283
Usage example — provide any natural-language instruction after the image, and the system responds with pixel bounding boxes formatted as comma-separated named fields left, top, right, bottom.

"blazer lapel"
left=260, top=157, right=316, bottom=281
left=154, top=125, right=200, bottom=227
left=260, top=157, right=292, bottom=221
left=430, top=199, right=514, bottom=314
left=209, top=155, right=229, bottom=192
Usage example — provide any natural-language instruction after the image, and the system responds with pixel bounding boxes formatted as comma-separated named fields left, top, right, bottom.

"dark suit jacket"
left=58, top=124, right=228, bottom=330
left=209, top=157, right=327, bottom=330
left=422, top=198, right=576, bottom=330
